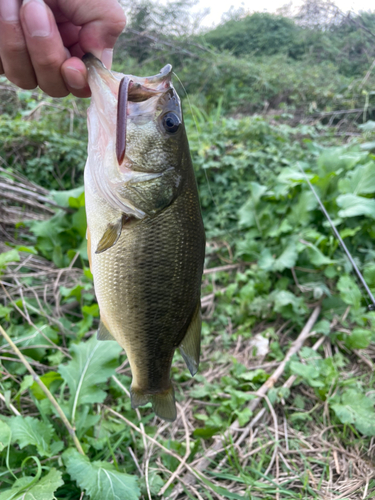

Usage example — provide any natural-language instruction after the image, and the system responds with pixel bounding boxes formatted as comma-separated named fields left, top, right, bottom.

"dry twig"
left=172, top=305, right=321, bottom=493
left=0, top=323, right=85, bottom=455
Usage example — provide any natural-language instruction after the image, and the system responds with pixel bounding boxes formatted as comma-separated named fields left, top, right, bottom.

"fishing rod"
left=297, top=163, right=375, bottom=311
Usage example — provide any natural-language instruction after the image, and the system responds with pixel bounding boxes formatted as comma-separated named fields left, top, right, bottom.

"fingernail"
left=102, top=49, right=113, bottom=69
left=65, top=67, right=86, bottom=89
left=23, top=0, right=51, bottom=37
left=0, top=0, right=20, bottom=22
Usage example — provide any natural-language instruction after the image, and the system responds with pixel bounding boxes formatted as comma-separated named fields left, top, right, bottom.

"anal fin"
left=97, top=320, right=115, bottom=341
left=179, top=302, right=202, bottom=377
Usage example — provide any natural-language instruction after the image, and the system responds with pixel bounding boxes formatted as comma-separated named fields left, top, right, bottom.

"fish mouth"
left=83, top=53, right=172, bottom=89
left=83, top=53, right=174, bottom=165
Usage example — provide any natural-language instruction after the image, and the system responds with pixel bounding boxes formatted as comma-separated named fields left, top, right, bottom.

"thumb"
left=56, top=0, right=126, bottom=66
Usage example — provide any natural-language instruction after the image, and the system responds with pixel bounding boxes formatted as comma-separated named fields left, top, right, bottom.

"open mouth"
left=83, top=54, right=173, bottom=166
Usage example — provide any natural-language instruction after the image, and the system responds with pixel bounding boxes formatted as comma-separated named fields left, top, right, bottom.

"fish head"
left=84, top=54, right=186, bottom=217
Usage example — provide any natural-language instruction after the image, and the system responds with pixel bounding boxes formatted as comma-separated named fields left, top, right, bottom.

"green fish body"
left=84, top=55, right=205, bottom=421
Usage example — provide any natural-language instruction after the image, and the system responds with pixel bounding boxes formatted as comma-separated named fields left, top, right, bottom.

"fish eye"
left=162, top=112, right=181, bottom=134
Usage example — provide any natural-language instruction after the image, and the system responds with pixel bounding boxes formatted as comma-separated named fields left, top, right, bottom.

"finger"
left=56, top=0, right=126, bottom=68
left=20, top=0, right=69, bottom=97
left=0, top=58, right=4, bottom=74
left=62, top=57, right=90, bottom=98
left=68, top=42, right=85, bottom=60
left=58, top=21, right=81, bottom=48
left=0, top=0, right=37, bottom=89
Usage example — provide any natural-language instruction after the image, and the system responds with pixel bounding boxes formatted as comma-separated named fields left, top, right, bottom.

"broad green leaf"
left=236, top=407, right=252, bottom=426
left=82, top=304, right=99, bottom=317
left=277, top=167, right=308, bottom=184
left=258, top=248, right=275, bottom=270
left=29, top=213, right=68, bottom=238
left=318, top=147, right=364, bottom=175
left=58, top=335, right=122, bottom=422
left=18, top=375, right=34, bottom=396
left=193, top=426, right=221, bottom=439
left=60, top=284, right=84, bottom=301
left=238, top=182, right=267, bottom=227
left=314, top=320, right=331, bottom=335
left=273, top=242, right=298, bottom=271
left=360, top=141, right=375, bottom=150
left=140, top=472, right=164, bottom=497
left=0, top=305, right=11, bottom=320
left=9, top=325, right=58, bottom=362
left=0, top=468, right=63, bottom=500
left=290, top=191, right=317, bottom=225
left=358, top=120, right=375, bottom=132
left=30, top=371, right=62, bottom=400
left=337, top=275, right=362, bottom=309
left=338, top=162, right=375, bottom=195
left=63, top=448, right=140, bottom=500
left=303, top=242, right=334, bottom=266
left=0, top=249, right=20, bottom=269
left=272, top=290, right=306, bottom=317
left=337, top=194, right=375, bottom=219
left=332, top=389, right=375, bottom=436
left=14, top=245, right=38, bottom=254
left=344, top=328, right=372, bottom=350
left=289, top=361, right=324, bottom=388
left=72, top=206, right=87, bottom=238
left=364, top=264, right=375, bottom=287
left=50, top=186, right=85, bottom=208
left=239, top=369, right=268, bottom=382
left=9, top=416, right=54, bottom=457
left=0, top=421, right=11, bottom=452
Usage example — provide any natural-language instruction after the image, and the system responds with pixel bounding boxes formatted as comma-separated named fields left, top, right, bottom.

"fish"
left=83, top=54, right=205, bottom=422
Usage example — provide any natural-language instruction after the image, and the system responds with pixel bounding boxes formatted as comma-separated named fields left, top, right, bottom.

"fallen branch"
left=172, top=305, right=321, bottom=493
left=0, top=323, right=85, bottom=455
left=203, top=264, right=239, bottom=275
left=0, top=391, right=20, bottom=416
left=0, top=191, right=56, bottom=214
left=0, top=182, right=71, bottom=211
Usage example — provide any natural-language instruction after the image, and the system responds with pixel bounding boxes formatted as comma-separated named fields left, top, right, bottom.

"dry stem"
left=172, top=304, right=321, bottom=493
left=0, top=323, right=85, bottom=455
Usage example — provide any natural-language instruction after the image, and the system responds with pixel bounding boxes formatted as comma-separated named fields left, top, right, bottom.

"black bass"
left=83, top=54, right=205, bottom=422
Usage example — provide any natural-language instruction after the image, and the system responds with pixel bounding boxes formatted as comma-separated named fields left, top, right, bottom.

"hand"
left=0, top=0, right=126, bottom=98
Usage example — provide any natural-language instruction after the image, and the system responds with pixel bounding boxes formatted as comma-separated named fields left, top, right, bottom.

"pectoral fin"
left=97, top=320, right=115, bottom=341
left=179, top=302, right=202, bottom=377
left=95, top=217, right=123, bottom=254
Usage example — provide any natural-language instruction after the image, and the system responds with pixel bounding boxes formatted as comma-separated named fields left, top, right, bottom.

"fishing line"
left=172, top=71, right=220, bottom=215
left=297, top=162, right=375, bottom=311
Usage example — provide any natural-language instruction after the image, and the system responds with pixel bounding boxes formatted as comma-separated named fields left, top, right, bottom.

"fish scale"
left=83, top=54, right=205, bottom=421
left=88, top=184, right=204, bottom=412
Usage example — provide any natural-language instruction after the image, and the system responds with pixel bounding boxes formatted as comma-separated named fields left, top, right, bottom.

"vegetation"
left=1, top=0, right=375, bottom=498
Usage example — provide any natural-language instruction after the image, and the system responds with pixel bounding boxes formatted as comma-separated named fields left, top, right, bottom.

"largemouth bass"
left=83, top=54, right=205, bottom=422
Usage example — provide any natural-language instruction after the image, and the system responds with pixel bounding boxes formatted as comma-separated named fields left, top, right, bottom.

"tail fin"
left=130, top=385, right=176, bottom=422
